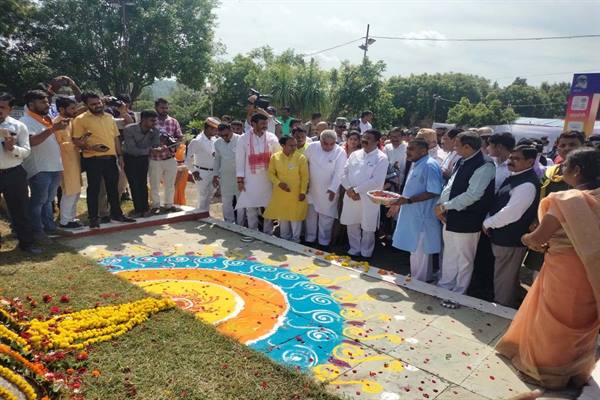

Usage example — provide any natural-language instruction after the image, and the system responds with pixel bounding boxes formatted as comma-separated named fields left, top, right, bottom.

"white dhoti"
left=246, top=207, right=273, bottom=234
left=346, top=224, right=376, bottom=257
left=410, top=231, right=432, bottom=282
left=279, top=220, right=302, bottom=243
left=194, top=169, right=215, bottom=212
left=305, top=204, right=335, bottom=246
left=437, top=227, right=480, bottom=294
left=60, top=192, right=80, bottom=225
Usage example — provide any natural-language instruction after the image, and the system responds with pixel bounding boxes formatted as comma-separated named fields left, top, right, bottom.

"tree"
left=210, top=55, right=261, bottom=119
left=31, top=0, right=216, bottom=99
left=386, top=73, right=491, bottom=126
left=446, top=97, right=518, bottom=126
left=0, top=0, right=48, bottom=98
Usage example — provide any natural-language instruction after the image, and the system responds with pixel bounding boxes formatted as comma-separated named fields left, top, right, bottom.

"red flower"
left=50, top=306, right=61, bottom=314
left=76, top=351, right=88, bottom=361
left=60, top=295, right=70, bottom=303
left=42, top=294, right=53, bottom=303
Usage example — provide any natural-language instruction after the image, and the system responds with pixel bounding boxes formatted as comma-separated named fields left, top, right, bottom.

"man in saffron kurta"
left=264, top=136, right=309, bottom=243
left=235, top=113, right=280, bottom=233
left=54, top=97, right=83, bottom=229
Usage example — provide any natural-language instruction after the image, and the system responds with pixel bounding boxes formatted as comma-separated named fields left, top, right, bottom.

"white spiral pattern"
left=292, top=309, right=342, bottom=324
left=282, top=345, right=319, bottom=367
left=306, top=328, right=337, bottom=342
left=222, top=260, right=245, bottom=267
left=289, top=293, right=334, bottom=305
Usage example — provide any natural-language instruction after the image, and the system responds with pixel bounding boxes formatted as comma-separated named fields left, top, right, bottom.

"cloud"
left=315, top=16, right=364, bottom=36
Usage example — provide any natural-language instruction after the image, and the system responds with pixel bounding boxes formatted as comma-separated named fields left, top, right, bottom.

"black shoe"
left=21, top=245, right=43, bottom=255
left=100, top=216, right=111, bottom=224
left=112, top=215, right=136, bottom=223
left=162, top=206, right=180, bottom=213
left=150, top=208, right=161, bottom=215
left=60, top=221, right=84, bottom=229
left=89, top=218, right=100, bottom=229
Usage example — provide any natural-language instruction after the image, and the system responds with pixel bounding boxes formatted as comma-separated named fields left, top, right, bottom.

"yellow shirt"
left=263, top=151, right=309, bottom=221
left=53, top=115, right=82, bottom=196
left=72, top=111, right=119, bottom=158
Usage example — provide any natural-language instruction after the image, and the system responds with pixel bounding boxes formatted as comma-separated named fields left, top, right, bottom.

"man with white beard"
left=235, top=113, right=280, bottom=233
left=304, top=130, right=346, bottom=248
left=340, top=129, right=389, bottom=259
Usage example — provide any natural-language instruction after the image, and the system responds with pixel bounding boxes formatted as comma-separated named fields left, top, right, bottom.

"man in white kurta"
left=212, top=124, right=243, bottom=224
left=235, top=113, right=280, bottom=233
left=340, top=129, right=389, bottom=258
left=304, top=130, right=346, bottom=247
left=185, top=124, right=217, bottom=212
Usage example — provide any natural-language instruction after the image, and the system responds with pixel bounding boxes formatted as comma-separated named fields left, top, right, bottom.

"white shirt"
left=493, top=157, right=511, bottom=193
left=20, top=114, right=63, bottom=177
left=483, top=168, right=537, bottom=230
left=428, top=145, right=447, bottom=166
left=0, top=116, right=30, bottom=170
left=185, top=132, right=216, bottom=171
left=235, top=130, right=280, bottom=209
left=359, top=120, right=372, bottom=133
left=340, top=148, right=389, bottom=231
left=304, top=142, right=347, bottom=218
left=441, top=150, right=460, bottom=177
left=213, top=134, right=240, bottom=196
left=384, top=142, right=407, bottom=187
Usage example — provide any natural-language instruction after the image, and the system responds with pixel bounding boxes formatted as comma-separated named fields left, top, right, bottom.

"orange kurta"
left=496, top=188, right=600, bottom=389
left=173, top=143, right=187, bottom=205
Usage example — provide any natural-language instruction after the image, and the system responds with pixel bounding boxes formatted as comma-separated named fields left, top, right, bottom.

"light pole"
left=358, top=24, right=376, bottom=62
left=108, top=0, right=135, bottom=94
left=432, top=94, right=442, bottom=123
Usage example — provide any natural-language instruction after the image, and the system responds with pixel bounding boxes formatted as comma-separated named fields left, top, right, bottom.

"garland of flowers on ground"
left=0, top=296, right=174, bottom=399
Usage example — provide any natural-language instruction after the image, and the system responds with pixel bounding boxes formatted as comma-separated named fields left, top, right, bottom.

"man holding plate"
left=389, top=138, right=444, bottom=282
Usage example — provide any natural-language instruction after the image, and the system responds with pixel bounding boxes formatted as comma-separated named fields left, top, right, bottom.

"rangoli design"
left=99, top=255, right=346, bottom=370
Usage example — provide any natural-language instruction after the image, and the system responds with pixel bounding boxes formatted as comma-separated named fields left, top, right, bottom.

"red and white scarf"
left=248, top=129, right=271, bottom=174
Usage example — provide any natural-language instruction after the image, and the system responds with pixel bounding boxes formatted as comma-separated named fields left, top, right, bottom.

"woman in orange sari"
left=173, top=142, right=188, bottom=206
left=496, top=148, right=600, bottom=390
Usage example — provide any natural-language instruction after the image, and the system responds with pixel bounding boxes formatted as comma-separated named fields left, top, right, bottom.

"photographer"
left=150, top=98, right=183, bottom=214
left=0, top=92, right=41, bottom=254
left=244, top=91, right=278, bottom=135
left=106, top=94, right=135, bottom=126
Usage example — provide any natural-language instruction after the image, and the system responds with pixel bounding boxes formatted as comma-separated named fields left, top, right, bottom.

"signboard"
left=564, top=73, right=600, bottom=137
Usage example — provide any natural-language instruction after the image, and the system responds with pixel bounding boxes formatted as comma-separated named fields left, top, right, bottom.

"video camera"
left=105, top=96, right=125, bottom=108
left=248, top=89, right=271, bottom=110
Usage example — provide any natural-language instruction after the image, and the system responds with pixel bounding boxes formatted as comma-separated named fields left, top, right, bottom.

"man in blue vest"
left=483, top=145, right=540, bottom=307
left=435, top=131, right=495, bottom=295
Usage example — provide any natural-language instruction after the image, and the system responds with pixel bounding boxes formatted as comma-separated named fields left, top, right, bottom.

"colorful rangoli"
left=99, top=255, right=346, bottom=370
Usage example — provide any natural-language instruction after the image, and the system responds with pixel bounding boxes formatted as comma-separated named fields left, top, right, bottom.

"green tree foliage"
left=30, top=0, right=216, bottom=99
left=446, top=97, right=519, bottom=126
left=386, top=73, right=491, bottom=126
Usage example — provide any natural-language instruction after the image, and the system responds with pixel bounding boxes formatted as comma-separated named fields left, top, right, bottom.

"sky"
left=214, top=0, right=600, bottom=86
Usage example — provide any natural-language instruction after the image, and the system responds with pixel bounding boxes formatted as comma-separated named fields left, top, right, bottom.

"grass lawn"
left=0, top=220, right=341, bottom=400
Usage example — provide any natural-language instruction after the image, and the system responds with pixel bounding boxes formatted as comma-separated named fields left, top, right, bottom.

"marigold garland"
left=0, top=325, right=29, bottom=351
left=25, top=298, right=175, bottom=351
left=0, top=365, right=37, bottom=400
left=0, top=386, right=19, bottom=400
left=0, top=344, right=46, bottom=376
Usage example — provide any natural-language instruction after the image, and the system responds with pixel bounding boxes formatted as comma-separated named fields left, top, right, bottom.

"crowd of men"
left=1, top=77, right=599, bottom=310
